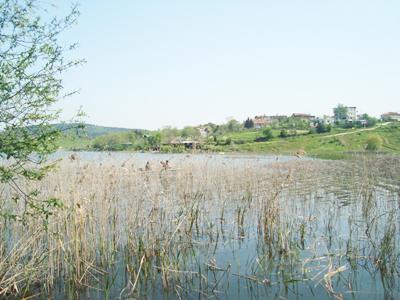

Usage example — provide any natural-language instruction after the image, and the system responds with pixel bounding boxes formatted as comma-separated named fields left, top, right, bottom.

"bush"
left=365, top=135, right=383, bottom=151
left=308, top=128, right=317, bottom=134
left=262, top=127, right=273, bottom=140
left=234, top=139, right=246, bottom=144
left=217, top=136, right=232, bottom=145
left=316, top=123, right=332, bottom=134
left=254, top=136, right=269, bottom=142
left=316, top=123, right=326, bottom=134
left=279, top=129, right=288, bottom=138
left=367, top=118, right=377, bottom=127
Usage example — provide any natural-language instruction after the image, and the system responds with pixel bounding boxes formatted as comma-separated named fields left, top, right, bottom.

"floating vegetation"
left=0, top=153, right=399, bottom=299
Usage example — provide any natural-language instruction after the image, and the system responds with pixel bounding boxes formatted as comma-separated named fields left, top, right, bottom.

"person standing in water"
left=160, top=160, right=171, bottom=170
left=145, top=161, right=151, bottom=171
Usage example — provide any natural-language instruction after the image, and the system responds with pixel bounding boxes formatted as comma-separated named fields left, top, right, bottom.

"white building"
left=345, top=107, right=357, bottom=121
left=334, top=106, right=358, bottom=122
left=381, top=112, right=400, bottom=121
left=321, top=115, right=335, bottom=125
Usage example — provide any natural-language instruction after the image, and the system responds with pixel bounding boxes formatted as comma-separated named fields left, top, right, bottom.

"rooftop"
left=382, top=112, right=400, bottom=116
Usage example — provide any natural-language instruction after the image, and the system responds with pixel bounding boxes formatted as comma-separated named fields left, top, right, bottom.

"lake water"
left=1, top=152, right=399, bottom=299
left=51, top=150, right=306, bottom=165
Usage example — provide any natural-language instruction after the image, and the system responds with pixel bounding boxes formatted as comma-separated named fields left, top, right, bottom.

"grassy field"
left=222, top=129, right=309, bottom=143
left=56, top=134, right=93, bottom=150
left=204, top=123, right=400, bottom=159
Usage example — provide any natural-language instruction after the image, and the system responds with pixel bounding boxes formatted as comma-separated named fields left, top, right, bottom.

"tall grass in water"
left=0, top=153, right=399, bottom=299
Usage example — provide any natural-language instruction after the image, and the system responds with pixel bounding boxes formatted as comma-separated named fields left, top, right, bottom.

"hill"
left=55, top=121, right=400, bottom=159
left=204, top=123, right=400, bottom=159
left=54, top=123, right=136, bottom=138
left=55, top=123, right=145, bottom=150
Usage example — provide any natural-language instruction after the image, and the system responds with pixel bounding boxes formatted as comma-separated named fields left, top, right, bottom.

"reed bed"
left=0, top=153, right=399, bottom=299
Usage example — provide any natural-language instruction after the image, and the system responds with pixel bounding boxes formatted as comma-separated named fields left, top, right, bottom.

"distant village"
left=90, top=106, right=400, bottom=152
left=168, top=106, right=400, bottom=149
left=250, top=107, right=400, bottom=129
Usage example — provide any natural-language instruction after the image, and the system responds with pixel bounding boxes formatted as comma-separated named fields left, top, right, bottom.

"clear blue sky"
left=57, top=0, right=400, bottom=129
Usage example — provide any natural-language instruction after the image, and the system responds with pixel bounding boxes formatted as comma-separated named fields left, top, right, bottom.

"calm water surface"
left=5, top=151, right=400, bottom=299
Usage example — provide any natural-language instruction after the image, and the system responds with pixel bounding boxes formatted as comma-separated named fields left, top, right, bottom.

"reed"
left=0, top=153, right=399, bottom=299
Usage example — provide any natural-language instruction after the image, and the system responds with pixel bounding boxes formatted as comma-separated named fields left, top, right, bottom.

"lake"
left=1, top=152, right=399, bottom=299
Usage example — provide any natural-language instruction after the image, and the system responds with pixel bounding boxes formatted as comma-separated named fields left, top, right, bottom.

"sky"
left=56, top=0, right=400, bottom=130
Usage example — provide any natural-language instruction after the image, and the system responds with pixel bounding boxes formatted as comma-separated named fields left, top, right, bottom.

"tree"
left=226, top=119, right=241, bottom=132
left=333, top=104, right=348, bottom=121
left=159, top=126, right=179, bottom=143
left=0, top=1, right=82, bottom=223
left=244, top=118, right=254, bottom=129
left=262, top=127, right=273, bottom=140
left=360, top=113, right=378, bottom=127
left=146, top=133, right=161, bottom=149
left=181, top=126, right=200, bottom=139
left=279, top=116, right=311, bottom=130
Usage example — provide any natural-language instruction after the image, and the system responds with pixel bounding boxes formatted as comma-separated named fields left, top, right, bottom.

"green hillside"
left=55, top=123, right=135, bottom=138
left=204, top=123, right=400, bottom=159
left=55, top=123, right=144, bottom=150
left=56, top=121, right=400, bottom=159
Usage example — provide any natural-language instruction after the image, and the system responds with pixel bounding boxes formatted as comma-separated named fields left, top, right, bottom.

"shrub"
left=308, top=128, right=317, bottom=134
left=217, top=136, right=232, bottom=145
left=316, top=123, right=326, bottom=134
left=279, top=129, right=289, bottom=138
left=254, top=136, right=269, bottom=142
left=262, top=127, right=273, bottom=140
left=316, top=123, right=332, bottom=134
left=365, top=135, right=383, bottom=151
left=234, top=139, right=246, bottom=144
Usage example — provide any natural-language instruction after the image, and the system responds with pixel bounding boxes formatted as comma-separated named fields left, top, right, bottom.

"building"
left=322, top=115, right=335, bottom=125
left=291, top=113, right=316, bottom=121
left=253, top=115, right=272, bottom=128
left=345, top=107, right=357, bottom=121
left=381, top=112, right=400, bottom=121
left=359, top=119, right=368, bottom=127
left=252, top=115, right=287, bottom=128
left=334, top=106, right=358, bottom=122
left=168, top=138, right=201, bottom=149
left=269, top=115, right=287, bottom=121
left=315, top=115, right=335, bottom=126
left=253, top=115, right=268, bottom=128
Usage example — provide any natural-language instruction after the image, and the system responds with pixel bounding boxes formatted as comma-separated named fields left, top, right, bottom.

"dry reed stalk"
left=0, top=154, right=398, bottom=298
